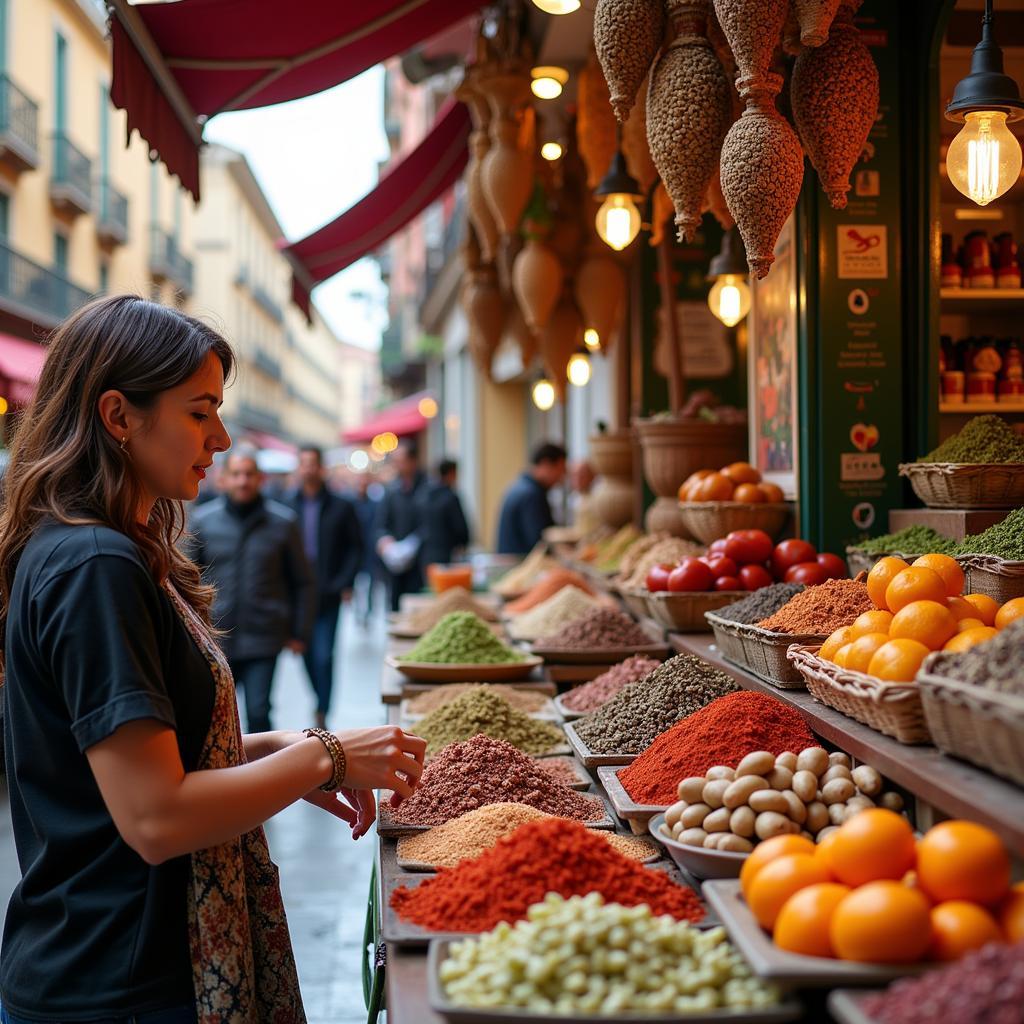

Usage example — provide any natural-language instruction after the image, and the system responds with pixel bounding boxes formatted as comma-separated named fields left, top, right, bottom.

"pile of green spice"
left=929, top=619, right=1024, bottom=695
left=955, top=508, right=1024, bottom=561
left=403, top=612, right=526, bottom=665
left=921, top=414, right=1024, bottom=463
left=416, top=688, right=565, bottom=756
left=852, top=526, right=957, bottom=557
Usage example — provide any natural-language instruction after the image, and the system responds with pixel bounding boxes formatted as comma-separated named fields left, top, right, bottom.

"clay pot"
left=647, top=0, right=731, bottom=243
left=457, top=72, right=500, bottom=263
left=594, top=0, right=666, bottom=123
left=720, top=72, right=805, bottom=278
left=539, top=294, right=584, bottom=400
left=791, top=0, right=878, bottom=209
left=512, top=239, right=564, bottom=331
left=462, top=266, right=505, bottom=379
left=712, top=0, right=788, bottom=84
left=574, top=254, right=626, bottom=353
left=578, top=53, right=619, bottom=190
left=480, top=68, right=534, bottom=236
left=792, top=0, right=842, bottom=47
left=590, top=430, right=636, bottom=529
left=592, top=478, right=637, bottom=529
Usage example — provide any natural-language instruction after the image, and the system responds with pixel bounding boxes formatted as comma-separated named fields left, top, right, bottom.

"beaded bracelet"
left=303, top=727, right=347, bottom=792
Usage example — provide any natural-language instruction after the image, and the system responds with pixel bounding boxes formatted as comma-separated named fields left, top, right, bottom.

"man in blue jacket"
left=496, top=442, right=567, bottom=555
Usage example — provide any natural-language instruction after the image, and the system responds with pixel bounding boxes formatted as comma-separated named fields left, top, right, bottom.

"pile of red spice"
left=619, top=690, right=817, bottom=806
left=387, top=734, right=604, bottom=826
left=390, top=817, right=704, bottom=932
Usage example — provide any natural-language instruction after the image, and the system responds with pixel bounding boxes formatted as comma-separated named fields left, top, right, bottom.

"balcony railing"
left=176, top=251, right=194, bottom=295
left=0, top=237, right=91, bottom=327
left=252, top=282, right=284, bottom=324
left=96, top=178, right=128, bottom=245
left=238, top=399, right=281, bottom=433
left=149, top=225, right=193, bottom=293
left=50, top=134, right=92, bottom=215
left=253, top=348, right=281, bottom=379
left=0, top=74, right=39, bottom=171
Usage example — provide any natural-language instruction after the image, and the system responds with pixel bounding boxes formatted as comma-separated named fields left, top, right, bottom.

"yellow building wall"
left=478, top=377, right=526, bottom=550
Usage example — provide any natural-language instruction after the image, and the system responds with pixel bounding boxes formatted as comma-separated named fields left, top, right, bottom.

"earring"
left=120, top=436, right=128, bottom=452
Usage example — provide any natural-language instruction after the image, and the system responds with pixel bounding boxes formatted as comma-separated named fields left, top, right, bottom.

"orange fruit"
left=760, top=482, right=785, bottom=503
left=746, top=854, right=833, bottom=930
left=773, top=883, right=852, bottom=958
left=814, top=829, right=841, bottom=874
left=696, top=472, right=735, bottom=501
left=999, top=881, right=1024, bottom=942
left=928, top=900, right=1004, bottom=961
left=867, top=638, right=930, bottom=682
left=828, top=809, right=917, bottom=887
left=679, top=470, right=714, bottom=501
left=833, top=643, right=854, bottom=669
left=889, top=600, right=957, bottom=650
left=734, top=482, right=766, bottom=503
left=947, top=596, right=979, bottom=621
left=995, top=597, right=1024, bottom=630
left=912, top=554, right=965, bottom=598
left=963, top=593, right=1000, bottom=627
left=942, top=626, right=999, bottom=652
left=953, top=617, right=986, bottom=633
left=844, top=632, right=891, bottom=673
left=885, top=566, right=949, bottom=614
left=740, top=834, right=817, bottom=900
left=721, top=461, right=761, bottom=485
left=820, top=626, right=856, bottom=663
left=849, top=609, right=894, bottom=639
left=867, top=557, right=910, bottom=610
left=916, top=820, right=1011, bottom=906
left=830, top=881, right=933, bottom=963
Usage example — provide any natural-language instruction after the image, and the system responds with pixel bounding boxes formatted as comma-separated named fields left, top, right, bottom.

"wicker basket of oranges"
left=678, top=462, right=791, bottom=544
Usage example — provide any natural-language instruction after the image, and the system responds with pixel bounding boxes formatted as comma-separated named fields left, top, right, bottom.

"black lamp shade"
left=946, top=9, right=1024, bottom=122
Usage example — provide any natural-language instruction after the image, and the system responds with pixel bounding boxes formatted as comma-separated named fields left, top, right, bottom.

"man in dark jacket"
left=190, top=447, right=314, bottom=733
left=285, top=445, right=364, bottom=728
left=375, top=439, right=430, bottom=612
left=496, top=441, right=568, bottom=555
left=419, top=458, right=470, bottom=568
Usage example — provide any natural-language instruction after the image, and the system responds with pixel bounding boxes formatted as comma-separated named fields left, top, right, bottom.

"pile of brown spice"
left=404, top=587, right=498, bottom=633
left=561, top=655, right=662, bottom=712
left=504, top=569, right=597, bottom=616
left=755, top=577, right=873, bottom=635
left=534, top=756, right=582, bottom=787
left=536, top=607, right=652, bottom=650
left=405, top=684, right=549, bottom=717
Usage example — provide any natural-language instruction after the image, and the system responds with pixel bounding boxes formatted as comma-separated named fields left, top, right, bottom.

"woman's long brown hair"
left=0, top=295, right=235, bottom=674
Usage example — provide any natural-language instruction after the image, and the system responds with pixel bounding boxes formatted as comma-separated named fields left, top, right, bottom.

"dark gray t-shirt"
left=0, top=523, right=216, bottom=1020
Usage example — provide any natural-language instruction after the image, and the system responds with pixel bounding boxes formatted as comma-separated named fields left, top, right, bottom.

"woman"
left=0, top=296, right=425, bottom=1023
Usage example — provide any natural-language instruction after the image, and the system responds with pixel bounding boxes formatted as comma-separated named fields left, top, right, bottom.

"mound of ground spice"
left=619, top=691, right=817, bottom=805
left=405, top=684, right=549, bottom=717
left=536, top=606, right=652, bottom=650
left=561, top=655, right=662, bottom=712
left=755, top=577, right=872, bottom=635
left=395, top=802, right=656, bottom=869
left=390, top=818, right=703, bottom=931
left=534, top=756, right=582, bottom=787
left=508, top=585, right=603, bottom=641
left=621, top=537, right=705, bottom=589
left=573, top=654, right=739, bottom=755
left=504, top=569, right=597, bottom=616
left=388, top=734, right=604, bottom=826
left=404, top=587, right=498, bottom=633
left=404, top=612, right=525, bottom=664
left=712, top=583, right=805, bottom=625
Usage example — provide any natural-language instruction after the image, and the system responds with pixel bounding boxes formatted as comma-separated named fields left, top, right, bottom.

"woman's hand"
left=303, top=787, right=377, bottom=839
left=334, top=725, right=426, bottom=801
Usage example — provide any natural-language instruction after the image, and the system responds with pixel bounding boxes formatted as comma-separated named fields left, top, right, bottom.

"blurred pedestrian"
left=350, top=472, right=383, bottom=628
left=285, top=445, right=363, bottom=729
left=190, top=444, right=314, bottom=733
left=496, top=441, right=568, bottom=555
left=375, top=438, right=429, bottom=612
left=420, top=457, right=470, bottom=568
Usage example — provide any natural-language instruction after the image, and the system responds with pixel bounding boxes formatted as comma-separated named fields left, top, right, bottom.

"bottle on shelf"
left=941, top=232, right=963, bottom=288
left=963, top=231, right=995, bottom=289
left=994, top=233, right=1022, bottom=290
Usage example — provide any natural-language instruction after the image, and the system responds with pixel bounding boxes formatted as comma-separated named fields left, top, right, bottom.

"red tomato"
left=785, top=561, right=829, bottom=586
left=705, top=555, right=739, bottom=579
left=724, top=529, right=775, bottom=565
left=708, top=538, right=729, bottom=556
left=771, top=539, right=817, bottom=579
left=816, top=552, right=848, bottom=580
left=715, top=575, right=743, bottom=591
left=738, top=564, right=774, bottom=591
left=668, top=557, right=715, bottom=593
left=646, top=563, right=673, bottom=592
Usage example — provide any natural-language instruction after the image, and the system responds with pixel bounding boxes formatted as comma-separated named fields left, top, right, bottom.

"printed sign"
left=837, top=225, right=888, bottom=279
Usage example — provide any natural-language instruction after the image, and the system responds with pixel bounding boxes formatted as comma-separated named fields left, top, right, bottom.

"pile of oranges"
left=678, top=462, right=785, bottom=504
left=818, top=553, right=1024, bottom=682
left=740, top=808, right=1023, bottom=964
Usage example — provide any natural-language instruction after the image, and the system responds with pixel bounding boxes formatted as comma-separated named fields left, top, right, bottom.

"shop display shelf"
left=529, top=638, right=670, bottom=665
left=939, top=400, right=1024, bottom=413
left=939, top=286, right=1024, bottom=311
left=563, top=720, right=639, bottom=768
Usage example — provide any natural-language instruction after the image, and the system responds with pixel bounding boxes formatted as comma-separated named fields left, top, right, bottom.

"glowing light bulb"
left=583, top=328, right=601, bottom=351
left=595, top=194, right=641, bottom=251
left=707, top=274, right=752, bottom=327
left=541, top=141, right=563, bottom=161
left=947, top=110, right=1022, bottom=206
left=532, top=379, right=556, bottom=410
left=531, top=67, right=568, bottom=100
left=567, top=353, right=592, bottom=387
left=531, top=0, right=580, bottom=12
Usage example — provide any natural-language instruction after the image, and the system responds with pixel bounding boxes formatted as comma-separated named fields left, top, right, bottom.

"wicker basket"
left=705, top=611, right=749, bottom=667
left=617, top=586, right=654, bottom=621
left=918, top=657, right=1024, bottom=787
left=677, top=501, right=791, bottom=544
left=958, top=553, right=1024, bottom=604
left=898, top=462, right=1024, bottom=509
left=704, top=616, right=825, bottom=689
left=787, top=645, right=932, bottom=744
left=645, top=590, right=747, bottom=632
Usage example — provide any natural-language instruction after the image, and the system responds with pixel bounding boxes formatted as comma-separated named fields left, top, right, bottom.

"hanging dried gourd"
left=574, top=254, right=626, bottom=353
left=479, top=65, right=535, bottom=237
left=712, top=0, right=788, bottom=85
left=791, top=0, right=878, bottom=209
left=649, top=182, right=674, bottom=247
left=456, top=69, right=500, bottom=263
left=703, top=163, right=734, bottom=229
left=792, top=0, right=842, bottom=48
left=539, top=293, right=584, bottom=400
left=646, top=0, right=731, bottom=243
left=506, top=299, right=539, bottom=367
left=720, top=72, right=804, bottom=278
left=461, top=228, right=506, bottom=378
left=577, top=53, right=619, bottom=190
left=513, top=191, right=564, bottom=332
left=594, top=0, right=666, bottom=123
left=621, top=74, right=658, bottom=194
left=782, top=5, right=803, bottom=55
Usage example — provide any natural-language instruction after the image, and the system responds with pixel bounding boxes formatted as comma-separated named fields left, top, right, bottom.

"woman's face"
left=127, top=351, right=231, bottom=509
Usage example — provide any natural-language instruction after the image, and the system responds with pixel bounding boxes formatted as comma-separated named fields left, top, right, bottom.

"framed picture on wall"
left=748, top=214, right=799, bottom=500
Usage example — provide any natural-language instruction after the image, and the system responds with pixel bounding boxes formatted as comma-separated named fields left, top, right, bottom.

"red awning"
left=343, top=391, right=434, bottom=445
left=0, top=334, right=48, bottom=405
left=284, top=96, right=470, bottom=319
left=244, top=430, right=297, bottom=454
left=109, top=0, right=484, bottom=201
